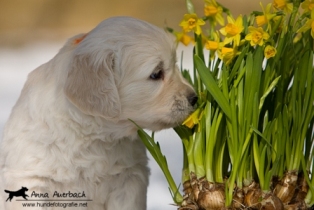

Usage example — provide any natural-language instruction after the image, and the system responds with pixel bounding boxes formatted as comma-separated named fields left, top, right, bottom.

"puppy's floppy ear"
left=64, top=51, right=121, bottom=119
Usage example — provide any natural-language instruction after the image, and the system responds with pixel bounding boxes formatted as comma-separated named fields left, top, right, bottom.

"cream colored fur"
left=0, top=17, right=196, bottom=210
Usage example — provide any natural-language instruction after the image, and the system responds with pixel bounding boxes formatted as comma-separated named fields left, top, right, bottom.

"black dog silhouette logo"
left=4, top=187, right=29, bottom=201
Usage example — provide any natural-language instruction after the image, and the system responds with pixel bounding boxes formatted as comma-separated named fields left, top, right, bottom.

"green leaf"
left=259, top=76, right=281, bottom=111
left=250, top=125, right=276, bottom=154
left=229, top=46, right=249, bottom=85
left=129, top=119, right=183, bottom=204
left=194, top=55, right=232, bottom=119
left=253, top=137, right=261, bottom=183
left=193, top=125, right=205, bottom=178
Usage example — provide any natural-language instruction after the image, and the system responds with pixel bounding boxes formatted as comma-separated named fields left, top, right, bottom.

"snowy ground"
left=0, top=42, right=194, bottom=210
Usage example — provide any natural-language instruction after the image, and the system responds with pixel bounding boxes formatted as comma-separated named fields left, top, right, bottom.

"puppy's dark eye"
left=149, top=70, right=163, bottom=80
left=149, top=61, right=164, bottom=80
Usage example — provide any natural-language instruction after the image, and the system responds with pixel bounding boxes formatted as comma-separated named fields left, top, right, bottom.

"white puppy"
left=0, top=17, right=197, bottom=210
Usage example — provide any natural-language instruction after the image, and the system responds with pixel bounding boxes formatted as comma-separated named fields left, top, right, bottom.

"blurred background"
left=0, top=0, right=270, bottom=47
left=0, top=0, right=270, bottom=209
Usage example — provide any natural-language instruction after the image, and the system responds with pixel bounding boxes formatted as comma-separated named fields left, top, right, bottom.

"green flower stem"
left=205, top=106, right=223, bottom=182
left=204, top=102, right=214, bottom=182
left=132, top=121, right=183, bottom=204
left=289, top=50, right=312, bottom=171
left=217, top=2, right=230, bottom=16
left=306, top=122, right=314, bottom=170
left=225, top=87, right=239, bottom=190
left=193, top=48, right=200, bottom=94
left=270, top=111, right=286, bottom=178
left=229, top=46, right=249, bottom=86
left=259, top=76, right=281, bottom=111
left=305, top=191, right=314, bottom=208
left=174, top=126, right=196, bottom=178
left=288, top=0, right=301, bottom=30
left=185, top=0, right=195, bottom=14
left=236, top=151, right=246, bottom=189
left=187, top=145, right=196, bottom=176
left=273, top=30, right=287, bottom=68
left=225, top=152, right=241, bottom=207
left=193, top=123, right=205, bottom=178
left=269, top=16, right=283, bottom=38
left=194, top=33, right=205, bottom=95
left=182, top=144, right=190, bottom=183
left=301, top=152, right=314, bottom=207
left=280, top=107, right=289, bottom=177
left=215, top=137, right=226, bottom=183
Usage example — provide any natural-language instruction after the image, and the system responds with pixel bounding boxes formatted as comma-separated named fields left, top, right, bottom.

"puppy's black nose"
left=187, top=94, right=198, bottom=106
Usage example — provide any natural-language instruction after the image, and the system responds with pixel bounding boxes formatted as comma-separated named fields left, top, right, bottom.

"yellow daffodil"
left=180, top=13, right=205, bottom=35
left=297, top=9, right=314, bottom=38
left=204, top=0, right=225, bottom=26
left=218, top=47, right=239, bottom=65
left=174, top=31, right=194, bottom=46
left=256, top=3, right=276, bottom=30
left=221, top=47, right=233, bottom=54
left=264, top=45, right=277, bottom=59
left=219, top=15, right=244, bottom=47
left=205, top=31, right=223, bottom=59
left=273, top=0, right=293, bottom=14
left=256, top=16, right=268, bottom=27
left=182, top=108, right=203, bottom=129
left=245, top=26, right=270, bottom=46
left=206, top=40, right=219, bottom=50
left=301, top=0, right=314, bottom=13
